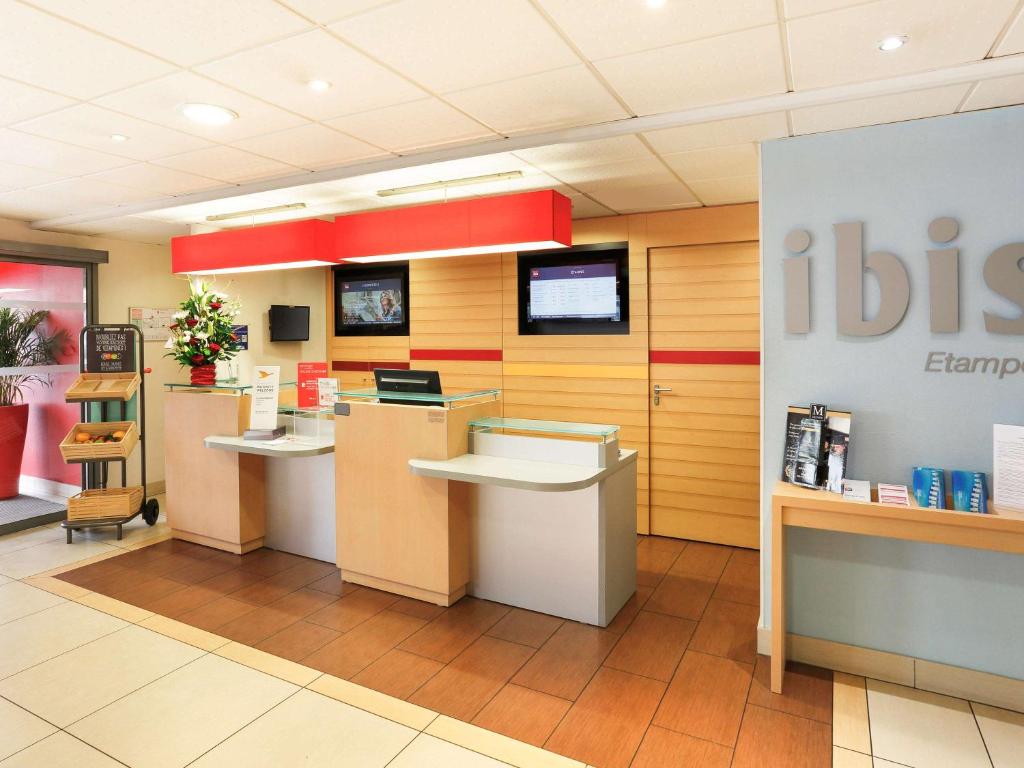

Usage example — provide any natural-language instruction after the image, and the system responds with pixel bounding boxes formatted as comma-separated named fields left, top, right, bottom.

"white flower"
left=172, top=310, right=188, bottom=319
left=195, top=331, right=208, bottom=340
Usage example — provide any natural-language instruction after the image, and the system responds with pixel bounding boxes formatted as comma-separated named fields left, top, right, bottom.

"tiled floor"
left=0, top=512, right=1020, bottom=767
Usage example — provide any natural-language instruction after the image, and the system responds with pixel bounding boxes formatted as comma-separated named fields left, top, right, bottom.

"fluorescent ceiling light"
left=343, top=240, right=567, bottom=263
left=180, top=102, right=239, bottom=126
left=0, top=287, right=29, bottom=293
left=376, top=170, right=524, bottom=197
left=308, top=79, right=332, bottom=92
left=646, top=0, right=667, bottom=8
left=110, top=133, right=129, bottom=142
left=206, top=202, right=307, bottom=222
left=186, top=259, right=333, bottom=275
left=878, top=35, right=908, bottom=52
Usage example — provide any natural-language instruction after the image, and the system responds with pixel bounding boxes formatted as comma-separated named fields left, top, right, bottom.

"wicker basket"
left=59, top=421, right=138, bottom=463
left=67, top=486, right=143, bottom=521
left=65, top=372, right=140, bottom=402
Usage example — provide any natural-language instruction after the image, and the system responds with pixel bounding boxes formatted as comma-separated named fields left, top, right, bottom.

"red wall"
left=0, top=262, right=83, bottom=488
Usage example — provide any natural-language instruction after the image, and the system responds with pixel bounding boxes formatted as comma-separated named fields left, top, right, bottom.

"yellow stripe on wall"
left=503, top=362, right=649, bottom=380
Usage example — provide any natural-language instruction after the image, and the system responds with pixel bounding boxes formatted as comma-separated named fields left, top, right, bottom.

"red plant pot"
left=190, top=364, right=217, bottom=386
left=0, top=403, right=29, bottom=500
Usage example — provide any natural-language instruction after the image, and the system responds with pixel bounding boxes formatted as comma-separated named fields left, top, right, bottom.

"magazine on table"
left=781, top=404, right=852, bottom=492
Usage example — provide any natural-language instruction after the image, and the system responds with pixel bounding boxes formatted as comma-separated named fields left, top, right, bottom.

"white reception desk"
left=410, top=417, right=637, bottom=627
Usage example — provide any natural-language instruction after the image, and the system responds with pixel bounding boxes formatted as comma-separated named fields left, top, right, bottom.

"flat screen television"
left=518, top=242, right=629, bottom=335
left=268, top=305, right=310, bottom=341
left=334, top=264, right=410, bottom=337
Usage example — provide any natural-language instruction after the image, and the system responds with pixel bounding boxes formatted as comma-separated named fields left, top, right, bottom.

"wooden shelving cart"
left=61, top=324, right=158, bottom=543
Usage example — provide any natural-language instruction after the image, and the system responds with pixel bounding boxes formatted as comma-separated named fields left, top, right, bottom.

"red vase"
left=190, top=364, right=217, bottom=386
left=0, top=403, right=29, bottom=500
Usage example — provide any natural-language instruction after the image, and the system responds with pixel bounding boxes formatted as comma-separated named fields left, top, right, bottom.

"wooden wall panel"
left=648, top=239, right=761, bottom=549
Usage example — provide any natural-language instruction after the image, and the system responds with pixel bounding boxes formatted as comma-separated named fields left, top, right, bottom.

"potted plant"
left=0, top=308, right=68, bottom=500
left=166, top=280, right=242, bottom=385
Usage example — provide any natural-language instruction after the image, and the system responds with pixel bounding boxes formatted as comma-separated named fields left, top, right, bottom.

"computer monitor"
left=373, top=368, right=442, bottom=407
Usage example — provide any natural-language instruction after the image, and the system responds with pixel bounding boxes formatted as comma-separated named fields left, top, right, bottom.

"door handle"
left=653, top=384, right=672, bottom=406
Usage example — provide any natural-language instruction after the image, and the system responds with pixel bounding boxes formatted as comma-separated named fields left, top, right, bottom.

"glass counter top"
left=336, top=387, right=500, bottom=406
left=165, top=381, right=297, bottom=393
left=469, top=416, right=619, bottom=442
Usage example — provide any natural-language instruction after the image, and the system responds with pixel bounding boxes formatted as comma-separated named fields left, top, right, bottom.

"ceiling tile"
left=688, top=174, right=759, bottom=205
left=26, top=0, right=312, bottom=66
left=0, top=160, right=66, bottom=192
left=789, top=83, right=970, bottom=134
left=961, top=75, right=1024, bottom=112
left=787, top=0, right=1019, bottom=90
left=277, top=0, right=401, bottom=25
left=143, top=190, right=306, bottom=223
left=0, top=129, right=131, bottom=174
left=596, top=25, right=788, bottom=115
left=782, top=0, right=864, bottom=18
left=551, top=155, right=670, bottom=186
left=325, top=98, right=495, bottom=153
left=644, top=112, right=789, bottom=153
left=153, top=146, right=303, bottom=184
left=567, top=193, right=616, bottom=219
left=995, top=7, right=1024, bottom=55
left=581, top=178, right=701, bottom=213
left=661, top=143, right=759, bottom=181
left=197, top=29, right=426, bottom=121
left=537, top=0, right=778, bottom=60
left=95, top=71, right=308, bottom=143
left=416, top=152, right=536, bottom=180
left=18, top=177, right=156, bottom=212
left=91, top=216, right=190, bottom=243
left=12, top=104, right=211, bottom=161
left=86, top=163, right=225, bottom=196
left=445, top=65, right=628, bottom=134
left=0, top=0, right=173, bottom=99
left=514, top=135, right=652, bottom=172
left=0, top=76, right=76, bottom=126
left=329, top=0, right=579, bottom=92
left=0, top=191, right=62, bottom=220
left=235, top=123, right=390, bottom=170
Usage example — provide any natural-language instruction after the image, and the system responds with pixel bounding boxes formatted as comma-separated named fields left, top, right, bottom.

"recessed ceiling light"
left=646, top=0, right=667, bottom=8
left=110, top=133, right=129, bottom=142
left=307, top=79, right=332, bottom=92
left=878, top=35, right=908, bottom=52
left=180, top=102, right=238, bottom=126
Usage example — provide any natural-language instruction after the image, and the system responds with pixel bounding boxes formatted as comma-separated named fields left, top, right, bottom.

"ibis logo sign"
left=782, top=218, right=1024, bottom=337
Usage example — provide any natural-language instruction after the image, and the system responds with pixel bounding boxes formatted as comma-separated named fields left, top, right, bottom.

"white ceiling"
left=0, top=0, right=1020, bottom=244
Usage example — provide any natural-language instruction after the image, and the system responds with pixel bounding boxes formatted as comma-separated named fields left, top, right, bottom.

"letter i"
left=927, top=217, right=960, bottom=333
left=783, top=229, right=811, bottom=334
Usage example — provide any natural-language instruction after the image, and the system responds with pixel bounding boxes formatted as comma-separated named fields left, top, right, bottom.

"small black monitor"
left=269, top=305, right=310, bottom=341
left=373, top=368, right=442, bottom=407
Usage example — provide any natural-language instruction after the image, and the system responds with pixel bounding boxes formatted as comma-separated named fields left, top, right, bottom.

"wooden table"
left=770, top=480, right=1024, bottom=693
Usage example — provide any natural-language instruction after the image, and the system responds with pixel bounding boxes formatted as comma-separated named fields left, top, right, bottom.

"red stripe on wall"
left=650, top=350, right=760, bottom=365
left=331, top=361, right=411, bottom=372
left=410, top=349, right=503, bottom=362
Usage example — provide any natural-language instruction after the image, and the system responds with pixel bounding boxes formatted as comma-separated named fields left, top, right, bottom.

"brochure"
left=781, top=404, right=853, bottom=492
left=841, top=479, right=871, bottom=502
left=994, top=424, right=1024, bottom=513
left=877, top=483, right=911, bottom=507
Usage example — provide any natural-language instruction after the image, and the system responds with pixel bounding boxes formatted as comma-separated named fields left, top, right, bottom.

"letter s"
left=984, top=244, right=1024, bottom=334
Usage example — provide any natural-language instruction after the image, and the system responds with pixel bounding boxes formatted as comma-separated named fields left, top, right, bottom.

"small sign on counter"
left=298, top=361, right=328, bottom=408
left=249, top=366, right=281, bottom=431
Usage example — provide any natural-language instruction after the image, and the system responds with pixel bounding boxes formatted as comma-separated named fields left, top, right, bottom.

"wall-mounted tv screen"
left=518, top=243, right=629, bottom=335
left=269, top=305, right=310, bottom=341
left=333, top=264, right=410, bottom=337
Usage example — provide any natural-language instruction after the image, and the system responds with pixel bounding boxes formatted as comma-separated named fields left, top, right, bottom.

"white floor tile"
left=0, top=697, right=56, bottom=761
left=0, top=581, right=64, bottom=625
left=389, top=735, right=509, bottom=768
left=972, top=702, right=1024, bottom=768
left=833, top=746, right=872, bottom=767
left=0, top=731, right=121, bottom=767
left=190, top=688, right=416, bottom=767
left=68, top=654, right=298, bottom=768
left=0, top=602, right=126, bottom=680
left=0, top=539, right=118, bottom=579
left=867, top=679, right=991, bottom=768
left=0, top=625, right=204, bottom=727
left=80, top=516, right=169, bottom=549
left=0, top=524, right=63, bottom=557
left=873, top=760, right=911, bottom=767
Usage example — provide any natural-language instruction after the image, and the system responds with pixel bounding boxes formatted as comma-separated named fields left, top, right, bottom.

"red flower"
left=210, top=301, right=222, bottom=310
left=186, top=318, right=198, bottom=327
left=208, top=342, right=221, bottom=353
left=190, top=353, right=205, bottom=364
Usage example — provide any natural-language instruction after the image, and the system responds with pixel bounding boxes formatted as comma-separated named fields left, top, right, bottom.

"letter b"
left=835, top=221, right=910, bottom=336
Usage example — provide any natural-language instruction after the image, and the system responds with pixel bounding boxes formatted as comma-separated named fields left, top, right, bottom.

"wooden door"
left=648, top=241, right=760, bottom=548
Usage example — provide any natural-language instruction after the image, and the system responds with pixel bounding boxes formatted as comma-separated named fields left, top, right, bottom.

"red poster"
left=297, top=361, right=328, bottom=408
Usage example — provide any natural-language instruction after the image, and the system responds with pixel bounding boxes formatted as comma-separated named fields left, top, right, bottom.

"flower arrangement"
left=166, top=280, right=242, bottom=385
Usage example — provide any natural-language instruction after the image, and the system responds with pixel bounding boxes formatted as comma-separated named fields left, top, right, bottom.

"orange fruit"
left=75, top=432, right=90, bottom=443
